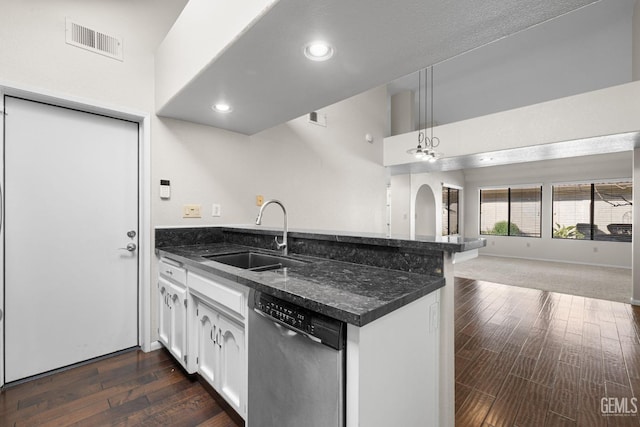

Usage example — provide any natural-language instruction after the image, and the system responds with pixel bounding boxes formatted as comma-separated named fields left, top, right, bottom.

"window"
left=480, top=186, right=542, bottom=237
left=552, top=181, right=632, bottom=242
left=442, top=187, right=459, bottom=236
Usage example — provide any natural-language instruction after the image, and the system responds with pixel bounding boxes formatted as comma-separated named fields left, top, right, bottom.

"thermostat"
left=160, top=179, right=171, bottom=199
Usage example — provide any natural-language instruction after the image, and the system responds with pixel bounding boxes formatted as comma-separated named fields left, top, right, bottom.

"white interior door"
left=4, top=96, right=139, bottom=382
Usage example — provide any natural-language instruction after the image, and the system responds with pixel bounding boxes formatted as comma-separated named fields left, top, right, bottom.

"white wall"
left=0, top=0, right=186, bottom=112
left=464, top=152, right=633, bottom=267
left=153, top=85, right=388, bottom=232
left=389, top=171, right=465, bottom=239
left=390, top=174, right=412, bottom=238
left=384, top=80, right=640, bottom=166
left=248, top=86, right=388, bottom=233
left=411, top=172, right=465, bottom=239
left=152, top=117, right=257, bottom=226
left=634, top=0, right=640, bottom=80
left=390, top=90, right=414, bottom=136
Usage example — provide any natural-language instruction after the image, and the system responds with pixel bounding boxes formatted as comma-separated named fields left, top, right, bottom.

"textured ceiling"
left=388, top=0, right=634, bottom=128
left=157, top=0, right=601, bottom=135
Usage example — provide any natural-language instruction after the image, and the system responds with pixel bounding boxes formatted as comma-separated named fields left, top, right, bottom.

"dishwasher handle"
left=254, top=307, right=322, bottom=345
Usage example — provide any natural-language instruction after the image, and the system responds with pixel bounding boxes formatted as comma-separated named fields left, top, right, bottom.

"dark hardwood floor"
left=455, top=277, right=640, bottom=427
left=2, top=277, right=639, bottom=426
left=0, top=348, right=239, bottom=427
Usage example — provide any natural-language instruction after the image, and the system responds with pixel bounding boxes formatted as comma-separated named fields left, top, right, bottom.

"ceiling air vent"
left=65, top=18, right=123, bottom=61
left=308, top=111, right=327, bottom=127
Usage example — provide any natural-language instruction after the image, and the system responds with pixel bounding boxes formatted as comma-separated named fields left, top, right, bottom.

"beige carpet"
left=453, top=255, right=632, bottom=303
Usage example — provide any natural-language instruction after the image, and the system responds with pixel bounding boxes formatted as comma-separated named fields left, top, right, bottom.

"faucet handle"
left=274, top=236, right=287, bottom=250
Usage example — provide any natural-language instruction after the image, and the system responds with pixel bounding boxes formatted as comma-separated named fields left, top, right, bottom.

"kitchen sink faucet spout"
left=255, top=199, right=288, bottom=255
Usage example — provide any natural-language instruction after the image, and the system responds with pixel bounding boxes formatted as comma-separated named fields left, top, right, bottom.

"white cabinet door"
left=194, top=297, right=247, bottom=418
left=158, top=267, right=189, bottom=371
left=196, top=300, right=219, bottom=387
left=169, top=283, right=188, bottom=365
left=217, top=313, right=246, bottom=416
left=158, top=278, right=172, bottom=347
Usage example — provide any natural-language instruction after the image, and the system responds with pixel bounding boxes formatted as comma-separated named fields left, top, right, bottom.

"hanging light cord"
left=417, top=69, right=422, bottom=147
left=430, top=66, right=440, bottom=150
left=407, top=65, right=441, bottom=160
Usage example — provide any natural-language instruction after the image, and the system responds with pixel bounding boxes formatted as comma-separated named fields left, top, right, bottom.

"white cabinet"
left=215, top=307, right=246, bottom=413
left=169, top=282, right=188, bottom=363
left=195, top=301, right=218, bottom=385
left=158, top=279, right=171, bottom=346
left=188, top=270, right=247, bottom=418
left=194, top=297, right=246, bottom=416
left=156, top=258, right=248, bottom=419
left=157, top=259, right=191, bottom=372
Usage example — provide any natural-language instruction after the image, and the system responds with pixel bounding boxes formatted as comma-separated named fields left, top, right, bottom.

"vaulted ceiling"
left=157, top=0, right=617, bottom=135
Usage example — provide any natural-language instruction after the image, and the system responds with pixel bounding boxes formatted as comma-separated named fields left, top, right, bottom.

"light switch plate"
left=212, top=204, right=221, bottom=217
left=183, top=204, right=201, bottom=218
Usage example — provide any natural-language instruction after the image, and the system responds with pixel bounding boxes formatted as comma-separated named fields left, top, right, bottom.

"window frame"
left=479, top=184, right=543, bottom=238
left=442, top=186, right=460, bottom=236
left=551, top=179, right=632, bottom=242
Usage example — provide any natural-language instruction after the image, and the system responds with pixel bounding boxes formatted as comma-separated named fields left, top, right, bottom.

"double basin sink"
left=204, top=251, right=308, bottom=272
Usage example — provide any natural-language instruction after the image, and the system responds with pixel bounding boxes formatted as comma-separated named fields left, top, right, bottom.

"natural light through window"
left=480, top=186, right=542, bottom=237
left=552, top=181, right=632, bottom=242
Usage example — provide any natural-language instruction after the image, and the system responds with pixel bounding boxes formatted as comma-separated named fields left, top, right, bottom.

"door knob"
left=119, top=243, right=137, bottom=252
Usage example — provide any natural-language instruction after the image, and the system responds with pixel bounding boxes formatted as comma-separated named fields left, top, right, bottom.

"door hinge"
left=196, top=357, right=199, bottom=365
left=184, top=299, right=187, bottom=308
left=184, top=355, right=187, bottom=364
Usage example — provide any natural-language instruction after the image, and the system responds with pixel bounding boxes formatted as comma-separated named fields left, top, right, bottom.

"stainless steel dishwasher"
left=248, top=289, right=346, bottom=427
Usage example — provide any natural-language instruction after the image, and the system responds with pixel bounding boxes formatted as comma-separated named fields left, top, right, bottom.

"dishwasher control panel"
left=254, top=291, right=345, bottom=350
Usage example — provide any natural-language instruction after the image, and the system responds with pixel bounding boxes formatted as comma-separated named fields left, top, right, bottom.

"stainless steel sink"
left=204, top=251, right=308, bottom=271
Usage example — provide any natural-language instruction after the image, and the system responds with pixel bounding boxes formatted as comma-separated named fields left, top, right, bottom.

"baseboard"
left=148, top=340, right=163, bottom=351
left=631, top=298, right=640, bottom=306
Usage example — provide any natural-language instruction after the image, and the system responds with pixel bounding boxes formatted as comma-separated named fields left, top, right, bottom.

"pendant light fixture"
left=406, top=66, right=442, bottom=162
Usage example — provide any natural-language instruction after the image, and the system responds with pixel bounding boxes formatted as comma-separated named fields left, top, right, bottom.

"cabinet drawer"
left=159, top=259, right=187, bottom=284
left=188, top=271, right=246, bottom=318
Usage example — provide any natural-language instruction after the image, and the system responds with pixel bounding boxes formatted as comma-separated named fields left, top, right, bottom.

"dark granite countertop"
left=157, top=243, right=445, bottom=327
left=216, top=226, right=486, bottom=253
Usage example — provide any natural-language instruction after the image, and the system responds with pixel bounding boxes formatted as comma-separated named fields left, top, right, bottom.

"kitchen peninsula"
left=155, top=226, right=485, bottom=426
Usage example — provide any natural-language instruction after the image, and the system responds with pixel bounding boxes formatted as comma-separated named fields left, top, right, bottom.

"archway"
left=415, top=184, right=437, bottom=237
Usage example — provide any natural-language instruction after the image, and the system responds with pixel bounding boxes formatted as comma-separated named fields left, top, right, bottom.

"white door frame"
left=0, top=81, right=153, bottom=388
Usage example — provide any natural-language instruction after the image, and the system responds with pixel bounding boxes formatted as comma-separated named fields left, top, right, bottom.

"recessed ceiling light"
left=304, top=41, right=334, bottom=61
left=212, top=103, right=232, bottom=113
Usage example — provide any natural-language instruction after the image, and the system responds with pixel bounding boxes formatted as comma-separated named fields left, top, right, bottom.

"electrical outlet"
left=212, top=204, right=221, bottom=217
left=256, top=195, right=264, bottom=206
left=183, top=204, right=201, bottom=218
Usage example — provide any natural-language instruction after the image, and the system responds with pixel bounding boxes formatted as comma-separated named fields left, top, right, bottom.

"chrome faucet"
left=255, top=199, right=288, bottom=255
